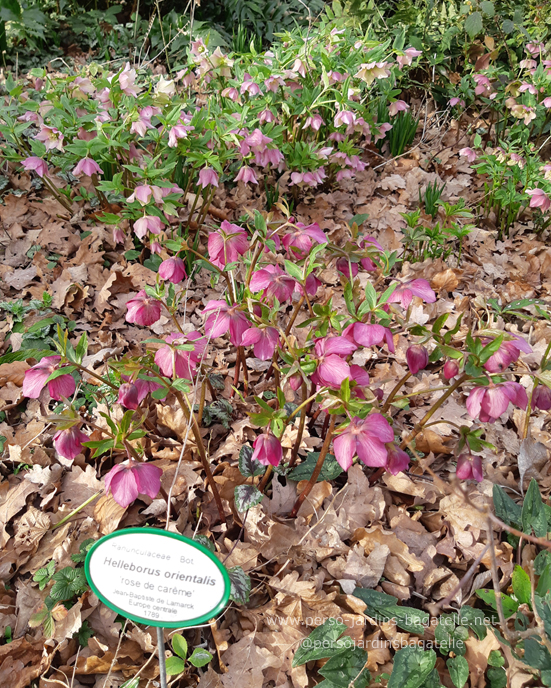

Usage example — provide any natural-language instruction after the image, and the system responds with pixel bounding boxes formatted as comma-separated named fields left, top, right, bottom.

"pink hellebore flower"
left=234, top=166, right=258, bottom=184
left=241, top=327, right=279, bottom=360
left=443, top=360, right=460, bottom=380
left=449, top=97, right=465, bottom=107
left=208, top=220, right=248, bottom=269
left=119, top=63, right=140, bottom=97
left=543, top=97, right=551, bottom=109
left=54, top=425, right=89, bottom=461
left=251, top=433, right=282, bottom=467
left=304, top=114, right=324, bottom=131
left=313, top=337, right=357, bottom=389
left=334, top=110, right=356, bottom=129
left=466, top=381, right=528, bottom=423
left=221, top=87, right=240, bottom=101
left=198, top=167, right=219, bottom=188
left=155, top=332, right=205, bottom=379
left=128, top=184, right=152, bottom=205
left=388, top=100, right=410, bottom=117
left=23, top=356, right=76, bottom=400
left=483, top=335, right=531, bottom=373
left=459, top=147, right=477, bottom=163
left=474, top=74, right=492, bottom=96
left=133, top=215, right=165, bottom=240
left=36, top=125, right=64, bottom=151
left=356, top=62, right=391, bottom=85
left=22, top=156, right=48, bottom=178
left=245, top=129, right=272, bottom=153
left=532, top=385, right=551, bottom=411
left=241, top=73, right=260, bottom=96
left=126, top=290, right=162, bottom=326
left=282, top=222, right=326, bottom=259
left=105, top=461, right=162, bottom=508
left=406, top=345, right=429, bottom=375
left=526, top=188, right=551, bottom=212
left=396, top=47, right=422, bottom=69
left=333, top=414, right=394, bottom=470
left=387, top=279, right=436, bottom=309
left=117, top=382, right=140, bottom=410
left=351, top=322, right=395, bottom=353
left=168, top=124, right=194, bottom=147
left=73, top=157, right=102, bottom=177
left=456, top=454, right=483, bottom=482
left=386, top=444, right=410, bottom=475
left=203, top=301, right=250, bottom=345
left=158, top=257, right=187, bottom=283
left=250, top=265, right=295, bottom=303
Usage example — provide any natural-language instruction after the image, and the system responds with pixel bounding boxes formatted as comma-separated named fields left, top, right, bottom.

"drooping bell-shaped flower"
left=117, top=382, right=140, bottom=410
left=125, top=290, right=162, bottom=326
left=386, top=444, right=410, bottom=475
left=22, top=156, right=48, bottom=177
left=333, top=414, right=394, bottom=470
left=443, top=360, right=460, bottom=380
left=312, top=337, right=356, bottom=389
left=250, top=265, right=295, bottom=303
left=251, top=433, right=282, bottom=467
left=198, top=167, right=219, bottom=188
left=456, top=453, right=483, bottom=482
left=406, top=345, right=429, bottom=375
left=241, top=327, right=279, bottom=360
left=466, top=381, right=528, bottom=423
left=158, top=257, right=187, bottom=284
left=532, top=385, right=551, bottom=411
left=387, top=279, right=436, bottom=309
left=73, top=157, right=103, bottom=177
left=207, top=221, right=248, bottom=269
left=53, top=424, right=88, bottom=461
left=202, top=301, right=250, bottom=346
left=154, top=332, right=205, bottom=380
left=483, top=335, right=531, bottom=373
left=105, top=460, right=162, bottom=507
left=23, top=356, right=76, bottom=401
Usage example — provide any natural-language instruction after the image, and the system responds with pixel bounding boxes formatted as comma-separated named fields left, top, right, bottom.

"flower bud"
left=456, top=453, right=483, bottom=482
left=406, top=345, right=429, bottom=375
left=386, top=444, right=410, bottom=475
left=117, top=382, right=139, bottom=410
left=533, top=385, right=551, bottom=411
left=251, top=432, right=282, bottom=467
left=443, top=360, right=459, bottom=380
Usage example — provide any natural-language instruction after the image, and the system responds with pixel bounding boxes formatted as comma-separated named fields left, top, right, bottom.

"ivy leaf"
left=234, top=485, right=264, bottom=512
left=447, top=655, right=469, bottom=688
left=188, top=647, right=213, bottom=668
left=238, top=444, right=264, bottom=477
left=228, top=566, right=250, bottom=605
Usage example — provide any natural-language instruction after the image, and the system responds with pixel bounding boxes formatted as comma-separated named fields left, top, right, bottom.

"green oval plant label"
left=85, top=528, right=230, bottom=628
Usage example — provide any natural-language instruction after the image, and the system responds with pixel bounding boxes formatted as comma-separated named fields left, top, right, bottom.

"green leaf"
left=488, top=650, right=505, bottom=668
left=193, top=534, right=215, bottom=552
left=165, top=656, right=186, bottom=676
left=465, top=11, right=483, bottom=38
left=120, top=678, right=141, bottom=688
left=447, top=655, right=469, bottom=688
left=458, top=605, right=487, bottom=640
left=188, top=647, right=213, bottom=668
left=45, top=365, right=77, bottom=383
left=228, top=566, right=250, bottom=604
left=234, top=484, right=264, bottom=512
left=475, top=589, right=518, bottom=618
left=364, top=281, right=377, bottom=312
left=288, top=452, right=343, bottom=482
left=388, top=647, right=436, bottom=688
left=75, top=332, right=88, bottom=363
left=502, top=18, right=515, bottom=33
left=293, top=618, right=350, bottom=667
left=50, top=567, right=88, bottom=601
left=319, top=646, right=370, bottom=688
left=524, top=637, right=551, bottom=673
left=172, top=633, right=188, bottom=661
left=283, top=260, right=303, bottom=281
left=522, top=479, right=548, bottom=538
left=534, top=551, right=551, bottom=576
left=33, top=560, right=56, bottom=590
left=492, top=485, right=522, bottom=528
left=353, top=589, right=429, bottom=635
left=172, top=378, right=191, bottom=393
left=512, top=565, right=532, bottom=606
left=480, top=0, right=494, bottom=16
left=238, top=444, right=265, bottom=478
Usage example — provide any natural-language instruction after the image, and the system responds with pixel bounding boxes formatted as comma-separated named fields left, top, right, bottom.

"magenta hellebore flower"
left=443, top=360, right=460, bottom=380
left=208, top=221, right=249, bottom=269
left=105, top=460, right=162, bottom=508
left=386, top=444, right=410, bottom=475
left=126, top=290, right=162, bottom=326
left=456, top=454, right=483, bottom=482
left=23, top=356, right=76, bottom=401
left=241, top=327, right=279, bottom=360
left=388, top=279, right=436, bottom=309
left=351, top=322, right=395, bottom=353
left=406, top=345, right=429, bottom=375
left=53, top=424, right=89, bottom=461
left=533, top=385, right=551, bottom=411
left=333, top=414, right=394, bottom=470
left=198, top=167, right=219, bottom=188
left=155, top=332, right=206, bottom=379
left=282, top=222, right=327, bottom=259
left=22, top=156, right=48, bottom=178
left=250, top=265, right=295, bottom=303
left=483, top=335, right=531, bottom=373
left=73, top=157, right=103, bottom=177
left=158, top=256, right=187, bottom=284
left=466, top=381, right=528, bottom=423
left=526, top=188, right=551, bottom=212
left=313, top=336, right=357, bottom=389
left=117, top=382, right=140, bottom=410
left=203, top=301, right=250, bottom=346
left=251, top=433, right=282, bottom=467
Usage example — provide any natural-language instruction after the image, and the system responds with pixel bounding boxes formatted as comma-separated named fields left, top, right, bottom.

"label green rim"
left=84, top=527, right=231, bottom=628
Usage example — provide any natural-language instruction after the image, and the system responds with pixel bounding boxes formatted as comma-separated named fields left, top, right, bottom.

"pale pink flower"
left=22, top=156, right=48, bottom=177
left=158, top=257, right=187, bottom=283
left=466, top=381, right=528, bottom=422
left=456, top=454, right=483, bottom=482
left=125, top=290, right=162, bottom=326
left=35, top=125, right=64, bottom=151
left=543, top=97, right=551, bottom=108
left=23, top=356, right=76, bottom=400
left=250, top=265, right=295, bottom=303
left=519, top=82, right=537, bottom=95
left=54, top=424, right=88, bottom=461
left=208, top=221, right=248, bottom=269
left=202, top=301, right=250, bottom=345
left=241, top=327, right=279, bottom=360
left=526, top=188, right=551, bottom=212
left=155, top=332, right=205, bottom=379
left=356, top=62, right=391, bottom=85
left=333, top=414, right=394, bottom=470
left=221, top=87, right=240, bottom=101
left=449, top=97, right=465, bottom=107
left=265, top=75, right=285, bottom=92
left=245, top=128, right=272, bottom=153
left=251, top=433, right=282, bottom=467
left=313, top=337, right=357, bottom=389
left=396, top=47, right=422, bottom=69
left=459, top=147, right=477, bottom=163
left=105, top=461, right=162, bottom=507
left=334, top=110, right=356, bottom=128
left=526, top=42, right=544, bottom=56
left=133, top=215, right=164, bottom=239
left=259, top=109, right=276, bottom=124
left=113, top=228, right=125, bottom=244
left=119, top=63, right=140, bottom=97
left=73, top=157, right=102, bottom=176
left=291, top=58, right=307, bottom=77
left=234, top=166, right=258, bottom=184
left=168, top=124, right=193, bottom=147
left=374, top=122, right=393, bottom=142
left=474, top=74, right=492, bottom=96
left=198, top=167, right=219, bottom=188
left=128, top=184, right=152, bottom=205
left=241, top=73, right=260, bottom=96
left=388, top=100, right=410, bottom=117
